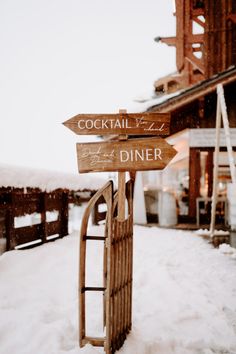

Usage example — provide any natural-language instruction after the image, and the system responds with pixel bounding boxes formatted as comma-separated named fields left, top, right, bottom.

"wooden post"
left=118, top=109, right=128, bottom=222
left=218, top=84, right=236, bottom=184
left=6, top=190, right=15, bottom=251
left=60, top=191, right=69, bottom=237
left=206, top=150, right=214, bottom=198
left=41, top=192, right=47, bottom=243
left=189, top=148, right=201, bottom=219
left=209, top=92, right=221, bottom=236
left=210, top=84, right=236, bottom=236
left=118, top=171, right=126, bottom=221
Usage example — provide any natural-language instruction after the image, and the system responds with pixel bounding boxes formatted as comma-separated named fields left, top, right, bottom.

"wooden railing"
left=0, top=187, right=95, bottom=251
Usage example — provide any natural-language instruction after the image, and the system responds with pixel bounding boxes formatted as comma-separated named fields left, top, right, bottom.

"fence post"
left=6, top=190, right=15, bottom=251
left=60, top=191, right=69, bottom=237
left=41, top=192, right=48, bottom=243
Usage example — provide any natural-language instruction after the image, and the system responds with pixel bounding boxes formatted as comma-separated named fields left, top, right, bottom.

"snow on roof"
left=147, top=66, right=236, bottom=112
left=132, top=90, right=182, bottom=113
left=0, top=164, right=106, bottom=192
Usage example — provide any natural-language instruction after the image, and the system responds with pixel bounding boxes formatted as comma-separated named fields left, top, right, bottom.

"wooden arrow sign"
left=76, top=137, right=177, bottom=173
left=63, top=112, right=170, bottom=136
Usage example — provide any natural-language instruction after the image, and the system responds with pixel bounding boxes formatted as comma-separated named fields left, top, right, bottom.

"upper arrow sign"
left=63, top=112, right=170, bottom=136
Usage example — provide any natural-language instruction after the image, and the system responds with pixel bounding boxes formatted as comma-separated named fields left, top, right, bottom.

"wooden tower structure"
left=155, top=0, right=236, bottom=93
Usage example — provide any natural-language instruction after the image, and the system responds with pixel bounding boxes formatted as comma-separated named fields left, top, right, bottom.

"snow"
left=133, top=90, right=182, bottom=112
left=0, top=225, right=236, bottom=354
left=195, top=229, right=230, bottom=237
left=219, top=243, right=236, bottom=258
left=0, top=163, right=106, bottom=192
left=133, top=172, right=147, bottom=224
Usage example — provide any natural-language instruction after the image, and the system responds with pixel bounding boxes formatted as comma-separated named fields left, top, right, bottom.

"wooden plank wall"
left=0, top=187, right=95, bottom=251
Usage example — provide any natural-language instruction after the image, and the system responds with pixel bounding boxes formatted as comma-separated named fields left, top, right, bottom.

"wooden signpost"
left=63, top=109, right=176, bottom=354
left=63, top=111, right=175, bottom=174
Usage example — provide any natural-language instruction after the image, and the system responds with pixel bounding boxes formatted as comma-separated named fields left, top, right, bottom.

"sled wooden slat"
left=83, top=235, right=106, bottom=241
left=82, top=287, right=106, bottom=292
left=81, top=337, right=105, bottom=347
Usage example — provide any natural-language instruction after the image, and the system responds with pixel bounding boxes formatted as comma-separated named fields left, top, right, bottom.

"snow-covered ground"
left=0, top=226, right=236, bottom=354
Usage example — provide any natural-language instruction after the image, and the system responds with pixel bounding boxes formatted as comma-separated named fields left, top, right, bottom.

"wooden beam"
left=192, top=46, right=202, bottom=52
left=185, top=52, right=204, bottom=73
left=81, top=337, right=105, bottom=347
left=228, top=14, right=236, bottom=23
left=206, top=150, right=213, bottom=198
left=188, top=34, right=204, bottom=44
left=189, top=148, right=201, bottom=219
left=175, top=0, right=185, bottom=71
left=118, top=110, right=128, bottom=222
left=192, top=16, right=205, bottom=28
left=118, top=170, right=126, bottom=222
left=159, top=36, right=176, bottom=46
left=209, top=94, right=221, bottom=236
left=191, top=8, right=205, bottom=17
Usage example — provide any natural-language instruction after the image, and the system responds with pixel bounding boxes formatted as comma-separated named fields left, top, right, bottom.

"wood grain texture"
left=63, top=112, right=170, bottom=136
left=118, top=110, right=128, bottom=222
left=78, top=180, right=134, bottom=354
left=77, top=137, right=177, bottom=173
left=118, top=172, right=126, bottom=221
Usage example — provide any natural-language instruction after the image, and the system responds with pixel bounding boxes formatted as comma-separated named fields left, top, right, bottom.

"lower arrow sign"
left=76, top=137, right=177, bottom=173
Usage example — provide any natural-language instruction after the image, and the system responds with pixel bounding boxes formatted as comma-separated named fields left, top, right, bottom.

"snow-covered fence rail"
left=0, top=187, right=94, bottom=251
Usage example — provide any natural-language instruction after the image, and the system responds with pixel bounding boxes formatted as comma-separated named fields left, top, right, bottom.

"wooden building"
left=149, top=66, right=236, bottom=221
left=149, top=1, right=236, bottom=223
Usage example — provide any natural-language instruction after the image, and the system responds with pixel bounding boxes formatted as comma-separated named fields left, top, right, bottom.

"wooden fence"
left=0, top=187, right=95, bottom=251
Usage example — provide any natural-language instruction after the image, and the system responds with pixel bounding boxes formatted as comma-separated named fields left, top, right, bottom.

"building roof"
left=147, top=66, right=236, bottom=113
